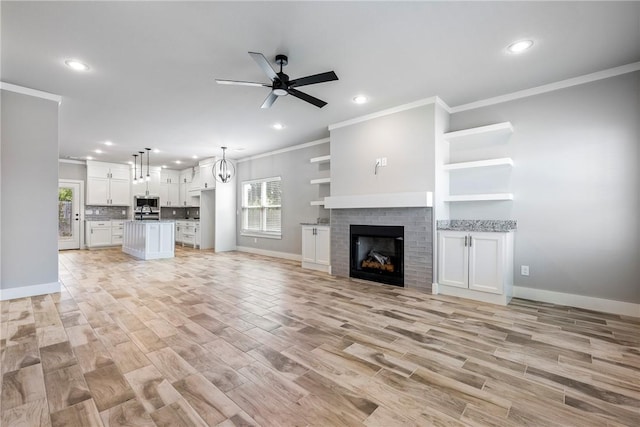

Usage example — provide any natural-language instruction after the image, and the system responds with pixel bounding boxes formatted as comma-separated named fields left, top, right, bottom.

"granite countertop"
left=300, top=222, right=330, bottom=226
left=437, top=220, right=517, bottom=232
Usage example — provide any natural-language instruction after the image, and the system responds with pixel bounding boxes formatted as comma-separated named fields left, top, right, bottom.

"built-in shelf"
left=444, top=122, right=513, bottom=144
left=310, top=200, right=325, bottom=206
left=310, top=155, right=331, bottom=164
left=310, top=177, right=331, bottom=185
left=442, top=157, right=513, bottom=171
left=444, top=193, right=514, bottom=202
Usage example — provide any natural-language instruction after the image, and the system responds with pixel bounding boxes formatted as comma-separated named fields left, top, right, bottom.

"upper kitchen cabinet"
left=179, top=167, right=200, bottom=206
left=160, top=169, right=180, bottom=207
left=199, top=159, right=216, bottom=190
left=132, top=166, right=161, bottom=197
left=86, top=161, right=131, bottom=206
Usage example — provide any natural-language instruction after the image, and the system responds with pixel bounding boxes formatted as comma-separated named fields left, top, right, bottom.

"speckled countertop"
left=437, top=220, right=517, bottom=232
left=301, top=222, right=330, bottom=226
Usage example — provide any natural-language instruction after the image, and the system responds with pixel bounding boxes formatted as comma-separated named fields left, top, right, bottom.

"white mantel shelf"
left=324, top=192, right=433, bottom=209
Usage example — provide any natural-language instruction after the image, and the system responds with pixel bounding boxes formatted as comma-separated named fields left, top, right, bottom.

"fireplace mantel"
left=324, top=191, right=433, bottom=209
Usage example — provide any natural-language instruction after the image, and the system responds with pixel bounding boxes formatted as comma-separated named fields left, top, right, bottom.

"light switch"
left=381, top=157, right=387, bottom=166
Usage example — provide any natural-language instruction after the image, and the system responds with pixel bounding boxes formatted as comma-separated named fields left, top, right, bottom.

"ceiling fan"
left=216, top=52, right=338, bottom=109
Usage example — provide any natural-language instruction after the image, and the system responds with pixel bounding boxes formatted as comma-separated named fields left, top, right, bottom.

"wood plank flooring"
left=1, top=247, right=639, bottom=426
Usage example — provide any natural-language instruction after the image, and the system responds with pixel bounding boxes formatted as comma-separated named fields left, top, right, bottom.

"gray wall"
left=236, top=142, right=330, bottom=256
left=1, top=90, right=59, bottom=290
left=330, top=104, right=436, bottom=196
left=59, top=161, right=86, bottom=181
left=449, top=72, right=640, bottom=303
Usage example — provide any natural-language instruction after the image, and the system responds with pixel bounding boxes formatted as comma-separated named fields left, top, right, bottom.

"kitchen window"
left=241, top=177, right=282, bottom=238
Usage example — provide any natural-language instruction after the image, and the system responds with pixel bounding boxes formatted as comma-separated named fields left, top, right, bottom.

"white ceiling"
left=2, top=2, right=639, bottom=167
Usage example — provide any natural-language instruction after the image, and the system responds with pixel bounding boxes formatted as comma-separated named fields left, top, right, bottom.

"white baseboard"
left=432, top=282, right=439, bottom=295
left=0, top=281, right=61, bottom=301
left=301, top=261, right=331, bottom=273
left=513, top=286, right=640, bottom=318
left=236, top=246, right=302, bottom=262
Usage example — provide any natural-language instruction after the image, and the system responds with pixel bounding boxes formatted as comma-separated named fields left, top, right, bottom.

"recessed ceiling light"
left=175, top=160, right=182, bottom=164
left=153, top=148, right=160, bottom=153
left=86, top=156, right=93, bottom=160
left=234, top=147, right=245, bottom=152
left=104, top=141, right=113, bottom=146
left=507, top=40, right=534, bottom=54
left=273, top=123, right=284, bottom=130
left=353, top=95, right=368, bottom=104
left=64, top=59, right=90, bottom=71
left=127, top=161, right=133, bottom=165
left=161, top=165, right=167, bottom=168
left=94, top=149, right=103, bottom=154
left=192, top=155, right=198, bottom=159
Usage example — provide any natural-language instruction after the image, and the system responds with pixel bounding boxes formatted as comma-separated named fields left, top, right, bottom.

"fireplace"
left=350, top=225, right=404, bottom=286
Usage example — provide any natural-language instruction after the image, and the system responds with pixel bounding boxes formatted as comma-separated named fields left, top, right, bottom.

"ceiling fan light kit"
left=216, top=51, right=338, bottom=109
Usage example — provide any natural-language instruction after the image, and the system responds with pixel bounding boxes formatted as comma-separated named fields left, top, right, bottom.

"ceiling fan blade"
left=261, top=91, right=278, bottom=109
left=289, top=71, right=338, bottom=88
left=249, top=52, right=279, bottom=81
left=215, top=79, right=270, bottom=87
left=288, top=88, right=327, bottom=108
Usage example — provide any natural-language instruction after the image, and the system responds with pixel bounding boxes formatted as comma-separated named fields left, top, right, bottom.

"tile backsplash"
left=85, top=206, right=129, bottom=220
left=160, top=207, right=199, bottom=219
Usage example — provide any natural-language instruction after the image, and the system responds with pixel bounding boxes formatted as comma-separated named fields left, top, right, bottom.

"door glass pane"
left=59, top=187, right=73, bottom=239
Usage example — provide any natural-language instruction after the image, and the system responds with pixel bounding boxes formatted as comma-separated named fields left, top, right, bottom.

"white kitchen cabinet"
left=86, top=161, right=131, bottom=206
left=86, top=221, right=113, bottom=247
left=179, top=168, right=200, bottom=206
left=301, top=225, right=331, bottom=273
left=199, top=161, right=216, bottom=190
left=160, top=170, right=180, bottom=207
left=111, top=220, right=124, bottom=245
left=438, top=230, right=514, bottom=305
left=175, top=220, right=200, bottom=248
left=133, top=166, right=161, bottom=197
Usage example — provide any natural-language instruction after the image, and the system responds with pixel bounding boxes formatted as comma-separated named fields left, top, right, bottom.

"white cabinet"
left=175, top=220, right=200, bottom=248
left=301, top=225, right=330, bottom=273
left=133, top=167, right=161, bottom=197
left=438, top=230, right=514, bottom=305
left=178, top=168, right=200, bottom=206
left=111, top=220, right=124, bottom=245
left=309, top=155, right=330, bottom=207
left=199, top=161, right=216, bottom=190
left=160, top=170, right=180, bottom=207
left=86, top=161, right=131, bottom=206
left=86, top=221, right=114, bottom=247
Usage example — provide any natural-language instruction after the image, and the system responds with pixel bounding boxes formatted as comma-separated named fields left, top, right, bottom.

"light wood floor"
left=1, top=247, right=639, bottom=426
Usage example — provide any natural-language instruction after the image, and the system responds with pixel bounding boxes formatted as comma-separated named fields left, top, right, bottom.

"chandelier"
left=213, top=147, right=235, bottom=183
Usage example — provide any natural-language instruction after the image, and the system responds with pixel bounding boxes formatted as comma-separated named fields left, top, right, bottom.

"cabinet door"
left=438, top=231, right=468, bottom=288
left=110, top=165, right=130, bottom=181
left=315, top=227, right=331, bottom=266
left=468, top=233, right=504, bottom=294
left=87, top=162, right=110, bottom=179
left=189, top=168, right=201, bottom=192
left=199, top=163, right=216, bottom=190
left=179, top=183, right=188, bottom=206
left=301, top=227, right=317, bottom=263
left=87, top=177, right=109, bottom=205
left=147, top=168, right=161, bottom=196
left=88, top=226, right=112, bottom=247
left=109, top=179, right=131, bottom=205
left=175, top=222, right=183, bottom=243
left=160, top=183, right=170, bottom=206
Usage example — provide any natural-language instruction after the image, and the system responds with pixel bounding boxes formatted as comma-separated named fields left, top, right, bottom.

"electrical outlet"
left=172, top=210, right=176, bottom=215
left=121, top=210, right=126, bottom=215
left=381, top=157, right=387, bottom=166
left=521, top=265, right=530, bottom=276
left=254, top=238, right=257, bottom=243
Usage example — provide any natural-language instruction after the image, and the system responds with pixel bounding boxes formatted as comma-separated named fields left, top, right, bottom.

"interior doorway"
left=58, top=180, right=83, bottom=250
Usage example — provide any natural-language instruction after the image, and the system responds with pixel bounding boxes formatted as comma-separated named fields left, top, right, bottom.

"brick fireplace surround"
left=330, top=207, right=433, bottom=293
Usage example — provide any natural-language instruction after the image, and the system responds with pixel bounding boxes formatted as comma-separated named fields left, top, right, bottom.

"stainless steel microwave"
left=134, top=196, right=159, bottom=211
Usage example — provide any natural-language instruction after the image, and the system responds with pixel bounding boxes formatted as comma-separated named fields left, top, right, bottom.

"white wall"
left=330, top=104, right=436, bottom=196
left=449, top=72, right=640, bottom=303
left=1, top=89, right=59, bottom=297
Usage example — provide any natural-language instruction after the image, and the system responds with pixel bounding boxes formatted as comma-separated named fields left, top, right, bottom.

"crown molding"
left=237, top=138, right=330, bottom=163
left=0, top=82, right=62, bottom=104
left=328, top=96, right=451, bottom=131
left=451, top=61, right=640, bottom=113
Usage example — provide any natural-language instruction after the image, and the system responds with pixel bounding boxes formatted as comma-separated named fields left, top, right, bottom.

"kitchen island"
left=122, top=220, right=175, bottom=260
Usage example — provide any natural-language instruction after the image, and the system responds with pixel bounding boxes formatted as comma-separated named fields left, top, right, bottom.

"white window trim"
left=241, top=176, right=282, bottom=238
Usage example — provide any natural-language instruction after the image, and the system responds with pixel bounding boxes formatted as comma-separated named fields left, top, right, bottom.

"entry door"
left=59, top=181, right=81, bottom=250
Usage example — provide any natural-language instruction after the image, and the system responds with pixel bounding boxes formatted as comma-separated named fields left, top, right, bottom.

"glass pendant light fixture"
left=132, top=154, right=138, bottom=184
left=145, top=148, right=151, bottom=181
left=138, top=151, right=144, bottom=182
left=213, top=146, right=235, bottom=184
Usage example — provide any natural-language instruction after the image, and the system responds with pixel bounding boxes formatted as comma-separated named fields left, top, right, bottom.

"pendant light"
left=145, top=148, right=151, bottom=181
left=138, top=151, right=144, bottom=181
left=132, top=154, right=138, bottom=184
left=213, top=146, right=235, bottom=183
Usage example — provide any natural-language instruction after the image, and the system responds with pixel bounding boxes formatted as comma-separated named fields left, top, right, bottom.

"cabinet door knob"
left=469, top=236, right=472, bottom=247
left=464, top=236, right=468, bottom=247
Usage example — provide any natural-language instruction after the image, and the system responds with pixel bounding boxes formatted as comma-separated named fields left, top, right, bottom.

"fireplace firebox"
left=350, top=225, right=404, bottom=286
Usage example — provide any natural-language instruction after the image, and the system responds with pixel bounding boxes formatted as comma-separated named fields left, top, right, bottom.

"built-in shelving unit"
left=441, top=122, right=514, bottom=203
left=310, top=155, right=331, bottom=164
left=442, top=157, right=513, bottom=171
left=443, top=193, right=514, bottom=202
left=310, top=177, right=331, bottom=185
left=309, top=155, right=331, bottom=208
